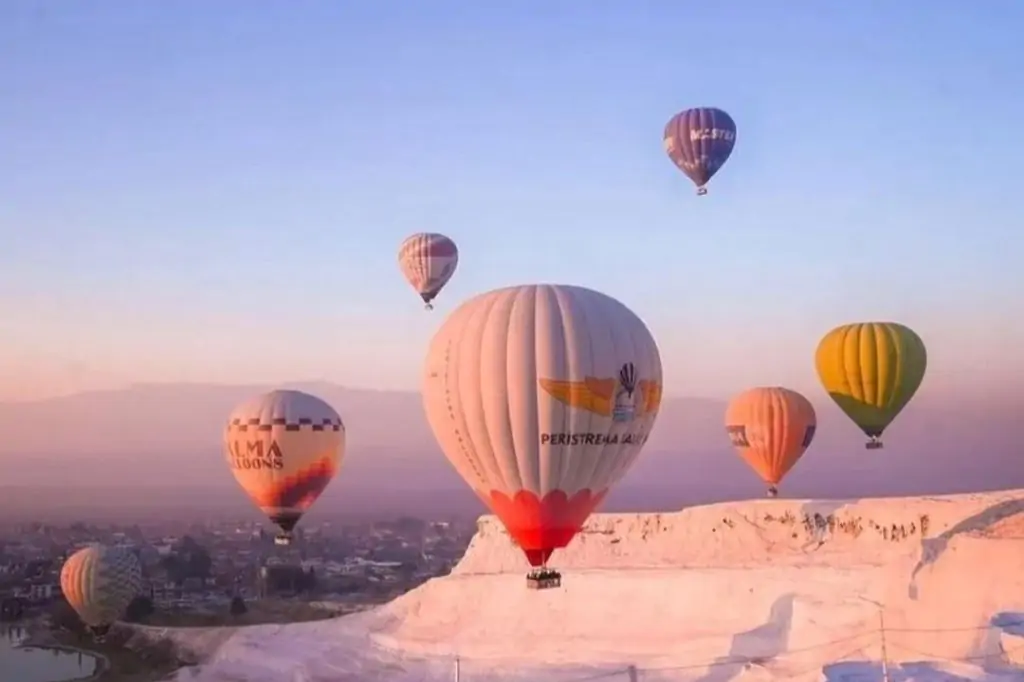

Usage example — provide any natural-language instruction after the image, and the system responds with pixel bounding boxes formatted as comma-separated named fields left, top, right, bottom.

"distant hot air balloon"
left=60, top=544, right=142, bottom=637
left=815, top=322, right=927, bottom=449
left=725, top=387, right=817, bottom=497
left=398, top=232, right=459, bottom=310
left=224, top=390, right=345, bottom=544
left=663, top=107, right=737, bottom=195
left=422, top=284, right=663, bottom=584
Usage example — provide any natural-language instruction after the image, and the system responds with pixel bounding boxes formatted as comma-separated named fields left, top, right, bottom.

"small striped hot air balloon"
left=398, top=232, right=459, bottom=310
left=224, top=390, right=346, bottom=545
left=60, top=544, right=142, bottom=638
left=725, top=387, right=817, bottom=497
left=663, top=107, right=737, bottom=196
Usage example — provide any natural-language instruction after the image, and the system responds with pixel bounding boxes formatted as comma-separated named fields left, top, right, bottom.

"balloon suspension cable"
left=697, top=187, right=708, bottom=196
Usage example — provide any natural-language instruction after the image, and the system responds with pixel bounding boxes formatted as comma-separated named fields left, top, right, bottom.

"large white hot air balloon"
left=224, top=390, right=346, bottom=545
left=422, top=284, right=663, bottom=585
left=60, top=544, right=142, bottom=637
left=398, top=232, right=459, bottom=310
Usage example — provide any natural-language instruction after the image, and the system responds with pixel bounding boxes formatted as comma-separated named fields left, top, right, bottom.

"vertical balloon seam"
left=593, top=291, right=626, bottom=493
left=570, top=287, right=602, bottom=496
left=487, top=290, right=519, bottom=494
left=771, top=389, right=784, bottom=484
left=842, top=324, right=862, bottom=404
left=884, top=323, right=901, bottom=414
left=462, top=296, right=493, bottom=493
left=508, top=285, right=532, bottom=494
left=546, top=286, right=569, bottom=492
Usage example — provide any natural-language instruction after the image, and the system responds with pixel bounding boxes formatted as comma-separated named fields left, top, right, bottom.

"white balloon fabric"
left=397, top=232, right=459, bottom=308
left=422, top=284, right=663, bottom=566
left=60, top=544, right=142, bottom=630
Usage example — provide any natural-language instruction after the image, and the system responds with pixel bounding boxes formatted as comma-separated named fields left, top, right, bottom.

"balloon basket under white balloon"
left=526, top=569, right=562, bottom=590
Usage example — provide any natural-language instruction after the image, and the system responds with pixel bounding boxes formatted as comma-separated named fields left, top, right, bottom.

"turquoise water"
left=0, top=625, right=100, bottom=682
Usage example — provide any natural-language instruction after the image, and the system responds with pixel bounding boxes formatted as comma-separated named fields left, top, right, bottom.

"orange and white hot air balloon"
left=60, top=544, right=142, bottom=637
left=725, top=387, right=817, bottom=497
left=224, top=390, right=345, bottom=545
left=398, top=232, right=459, bottom=310
left=423, top=284, right=663, bottom=575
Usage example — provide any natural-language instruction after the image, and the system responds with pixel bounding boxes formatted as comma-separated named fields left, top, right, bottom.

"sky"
left=2, top=1, right=1023, bottom=403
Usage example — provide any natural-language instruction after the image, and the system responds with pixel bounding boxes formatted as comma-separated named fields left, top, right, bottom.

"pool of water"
left=0, top=625, right=101, bottom=682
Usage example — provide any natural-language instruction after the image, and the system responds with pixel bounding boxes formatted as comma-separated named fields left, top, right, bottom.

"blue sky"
left=2, top=1, right=1022, bottom=400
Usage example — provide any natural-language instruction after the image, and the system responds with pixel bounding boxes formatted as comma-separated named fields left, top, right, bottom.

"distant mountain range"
left=1, top=382, right=1020, bottom=520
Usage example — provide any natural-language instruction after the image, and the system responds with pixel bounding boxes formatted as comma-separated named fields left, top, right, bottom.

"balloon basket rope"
left=526, top=569, right=562, bottom=590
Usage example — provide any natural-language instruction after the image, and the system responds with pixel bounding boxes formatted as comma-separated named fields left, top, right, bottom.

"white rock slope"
left=163, top=489, right=1024, bottom=682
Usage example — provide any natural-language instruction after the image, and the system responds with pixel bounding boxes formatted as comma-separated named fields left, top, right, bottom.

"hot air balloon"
left=815, top=322, right=927, bottom=449
left=60, top=544, right=142, bottom=638
left=725, top=387, right=817, bottom=497
left=224, top=390, right=345, bottom=545
left=422, top=284, right=663, bottom=588
left=398, top=232, right=459, bottom=310
left=663, top=107, right=737, bottom=195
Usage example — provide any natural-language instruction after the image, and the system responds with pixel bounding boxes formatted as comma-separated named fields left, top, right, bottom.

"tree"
left=0, top=597, right=24, bottom=621
left=303, top=567, right=318, bottom=592
left=394, top=516, right=425, bottom=533
left=177, top=537, right=212, bottom=580
left=49, top=600, right=85, bottom=634
left=160, top=538, right=213, bottom=584
left=124, top=595, right=155, bottom=623
left=229, top=596, right=247, bottom=616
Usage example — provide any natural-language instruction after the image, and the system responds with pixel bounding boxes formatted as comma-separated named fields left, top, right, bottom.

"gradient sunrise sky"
left=2, top=1, right=1022, bottom=402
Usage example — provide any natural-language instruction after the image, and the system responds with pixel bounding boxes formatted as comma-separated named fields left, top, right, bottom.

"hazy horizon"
left=2, top=381, right=1021, bottom=523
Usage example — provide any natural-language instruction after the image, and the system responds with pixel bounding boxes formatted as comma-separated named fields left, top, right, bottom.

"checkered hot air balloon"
left=397, top=232, right=459, bottom=310
left=60, top=544, right=142, bottom=637
left=422, top=284, right=664, bottom=575
left=223, top=390, right=345, bottom=545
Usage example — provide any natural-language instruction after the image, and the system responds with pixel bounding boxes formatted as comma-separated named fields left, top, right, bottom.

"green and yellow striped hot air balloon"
left=814, top=322, right=927, bottom=450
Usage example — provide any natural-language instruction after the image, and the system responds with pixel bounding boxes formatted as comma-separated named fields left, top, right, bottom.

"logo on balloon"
left=537, top=363, right=663, bottom=447
left=228, top=439, right=285, bottom=471
left=726, top=425, right=749, bottom=448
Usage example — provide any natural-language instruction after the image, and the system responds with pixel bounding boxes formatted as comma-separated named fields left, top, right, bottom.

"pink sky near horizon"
left=4, top=302, right=1022, bottom=404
